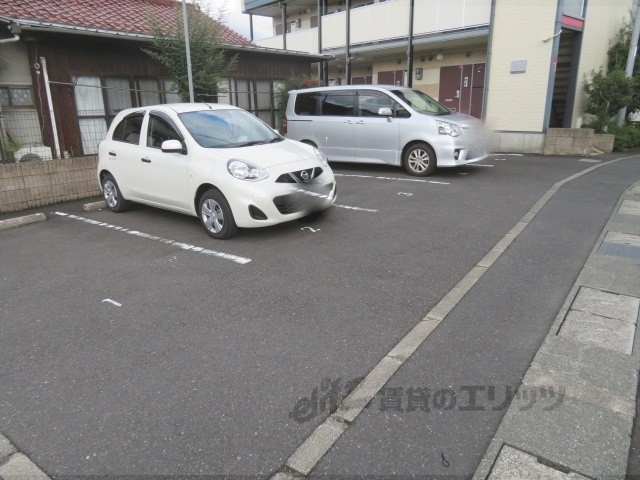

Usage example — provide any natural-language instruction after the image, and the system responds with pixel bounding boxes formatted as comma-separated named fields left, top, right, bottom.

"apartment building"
left=242, top=0, right=635, bottom=153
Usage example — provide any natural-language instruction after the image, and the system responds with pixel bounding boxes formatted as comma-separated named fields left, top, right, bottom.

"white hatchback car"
left=97, top=103, right=336, bottom=239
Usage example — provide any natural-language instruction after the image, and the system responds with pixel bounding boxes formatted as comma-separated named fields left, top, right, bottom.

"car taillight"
left=283, top=119, right=288, bottom=134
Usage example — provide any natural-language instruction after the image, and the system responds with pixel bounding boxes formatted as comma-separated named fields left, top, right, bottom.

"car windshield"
left=390, top=88, right=450, bottom=115
left=178, top=109, right=283, bottom=148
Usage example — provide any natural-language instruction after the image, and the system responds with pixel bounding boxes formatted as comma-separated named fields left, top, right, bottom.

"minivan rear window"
left=294, top=92, right=318, bottom=116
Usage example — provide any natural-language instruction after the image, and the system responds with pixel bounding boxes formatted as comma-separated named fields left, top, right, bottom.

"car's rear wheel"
left=403, top=143, right=437, bottom=176
left=102, top=174, right=130, bottom=212
left=199, top=189, right=238, bottom=239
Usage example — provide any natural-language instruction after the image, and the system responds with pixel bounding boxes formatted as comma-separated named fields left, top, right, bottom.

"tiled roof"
left=0, top=0, right=254, bottom=46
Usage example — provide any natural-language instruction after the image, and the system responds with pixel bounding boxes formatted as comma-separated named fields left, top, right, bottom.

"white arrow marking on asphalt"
left=301, top=227, right=321, bottom=233
left=102, top=299, right=122, bottom=307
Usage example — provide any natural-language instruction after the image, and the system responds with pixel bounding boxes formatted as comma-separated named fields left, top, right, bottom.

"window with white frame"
left=72, top=75, right=182, bottom=154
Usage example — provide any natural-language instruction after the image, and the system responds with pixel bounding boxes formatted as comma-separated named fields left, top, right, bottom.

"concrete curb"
left=473, top=181, right=640, bottom=480
left=83, top=200, right=106, bottom=211
left=0, top=213, right=46, bottom=231
left=0, top=434, right=50, bottom=480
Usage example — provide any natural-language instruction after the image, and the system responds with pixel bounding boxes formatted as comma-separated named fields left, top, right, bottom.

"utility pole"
left=617, top=0, right=640, bottom=125
left=182, top=0, right=195, bottom=103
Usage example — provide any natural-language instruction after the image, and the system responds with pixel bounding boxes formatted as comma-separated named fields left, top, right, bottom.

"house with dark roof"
left=0, top=0, right=325, bottom=161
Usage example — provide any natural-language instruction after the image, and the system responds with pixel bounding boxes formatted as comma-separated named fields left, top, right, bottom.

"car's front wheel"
left=403, top=143, right=437, bottom=176
left=199, top=189, right=238, bottom=239
left=102, top=173, right=130, bottom=212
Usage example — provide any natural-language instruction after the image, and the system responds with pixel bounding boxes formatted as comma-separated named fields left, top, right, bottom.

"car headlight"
left=227, top=159, right=268, bottom=181
left=436, top=120, right=461, bottom=137
left=313, top=147, right=329, bottom=167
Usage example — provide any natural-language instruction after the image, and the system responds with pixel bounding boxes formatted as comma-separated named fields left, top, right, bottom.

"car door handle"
left=109, top=151, right=116, bottom=156
left=356, top=120, right=365, bottom=125
left=344, top=120, right=354, bottom=124
left=141, top=158, right=151, bottom=163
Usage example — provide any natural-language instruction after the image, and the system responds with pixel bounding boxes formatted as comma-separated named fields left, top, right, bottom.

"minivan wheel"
left=403, top=143, right=436, bottom=176
left=102, top=174, right=130, bottom=212
left=199, top=189, right=238, bottom=239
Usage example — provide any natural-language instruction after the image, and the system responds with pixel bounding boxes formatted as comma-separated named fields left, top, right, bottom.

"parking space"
left=0, top=154, right=626, bottom=476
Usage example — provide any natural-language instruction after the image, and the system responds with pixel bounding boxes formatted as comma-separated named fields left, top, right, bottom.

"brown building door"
left=378, top=70, right=404, bottom=86
left=438, top=63, right=485, bottom=118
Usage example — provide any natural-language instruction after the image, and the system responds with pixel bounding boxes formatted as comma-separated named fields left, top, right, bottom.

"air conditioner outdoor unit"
left=14, top=145, right=53, bottom=162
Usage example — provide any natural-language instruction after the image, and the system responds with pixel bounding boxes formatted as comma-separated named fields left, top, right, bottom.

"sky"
left=203, top=0, right=274, bottom=40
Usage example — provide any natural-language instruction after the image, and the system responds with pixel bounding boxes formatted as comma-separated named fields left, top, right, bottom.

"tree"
left=584, top=68, right=634, bottom=130
left=143, top=1, right=237, bottom=101
left=583, top=19, right=639, bottom=131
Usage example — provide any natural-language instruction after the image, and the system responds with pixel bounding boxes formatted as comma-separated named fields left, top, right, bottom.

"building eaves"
left=0, top=15, right=331, bottom=62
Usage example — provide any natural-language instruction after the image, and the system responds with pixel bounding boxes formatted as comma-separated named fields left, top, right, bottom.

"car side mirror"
left=378, top=107, right=393, bottom=117
left=161, top=139, right=184, bottom=153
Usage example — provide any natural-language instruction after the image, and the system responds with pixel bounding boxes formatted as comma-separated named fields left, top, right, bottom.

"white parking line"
left=334, top=174, right=450, bottom=185
left=467, top=164, right=494, bottom=167
left=52, top=212, right=252, bottom=265
left=334, top=204, right=379, bottom=212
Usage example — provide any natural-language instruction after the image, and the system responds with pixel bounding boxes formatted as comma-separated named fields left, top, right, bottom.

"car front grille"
left=273, top=183, right=334, bottom=215
left=275, top=167, right=324, bottom=184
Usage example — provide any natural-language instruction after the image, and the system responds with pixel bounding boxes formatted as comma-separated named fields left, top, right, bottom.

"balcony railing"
left=255, top=0, right=491, bottom=53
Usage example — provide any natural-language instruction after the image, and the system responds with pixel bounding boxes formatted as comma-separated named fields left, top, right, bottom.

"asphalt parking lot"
left=1, top=153, right=638, bottom=477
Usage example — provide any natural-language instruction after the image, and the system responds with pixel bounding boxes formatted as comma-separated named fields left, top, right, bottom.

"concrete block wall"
left=543, top=128, right=594, bottom=156
left=0, top=156, right=100, bottom=214
left=592, top=133, right=615, bottom=153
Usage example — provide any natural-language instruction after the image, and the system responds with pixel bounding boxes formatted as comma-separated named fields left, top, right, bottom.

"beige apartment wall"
left=327, top=49, right=487, bottom=100
left=571, top=0, right=634, bottom=127
left=411, top=50, right=487, bottom=100
left=485, top=0, right=557, bottom=132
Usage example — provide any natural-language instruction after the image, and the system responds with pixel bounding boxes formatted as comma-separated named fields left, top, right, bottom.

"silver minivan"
left=285, top=85, right=489, bottom=176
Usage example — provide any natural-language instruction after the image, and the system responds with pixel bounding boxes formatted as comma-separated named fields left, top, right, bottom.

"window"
left=357, top=91, right=410, bottom=118
left=320, top=92, right=355, bottom=116
left=0, top=86, right=33, bottom=107
left=294, top=92, right=318, bottom=115
left=358, top=92, right=392, bottom=116
left=147, top=113, right=183, bottom=149
left=72, top=75, right=181, bottom=155
left=105, top=77, right=133, bottom=116
left=224, top=78, right=279, bottom=127
left=162, top=80, right=182, bottom=103
left=112, top=113, right=144, bottom=144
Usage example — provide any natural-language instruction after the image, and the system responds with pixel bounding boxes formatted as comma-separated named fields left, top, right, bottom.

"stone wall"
left=543, top=128, right=594, bottom=156
left=0, top=156, right=99, bottom=214
left=592, top=134, right=615, bottom=153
